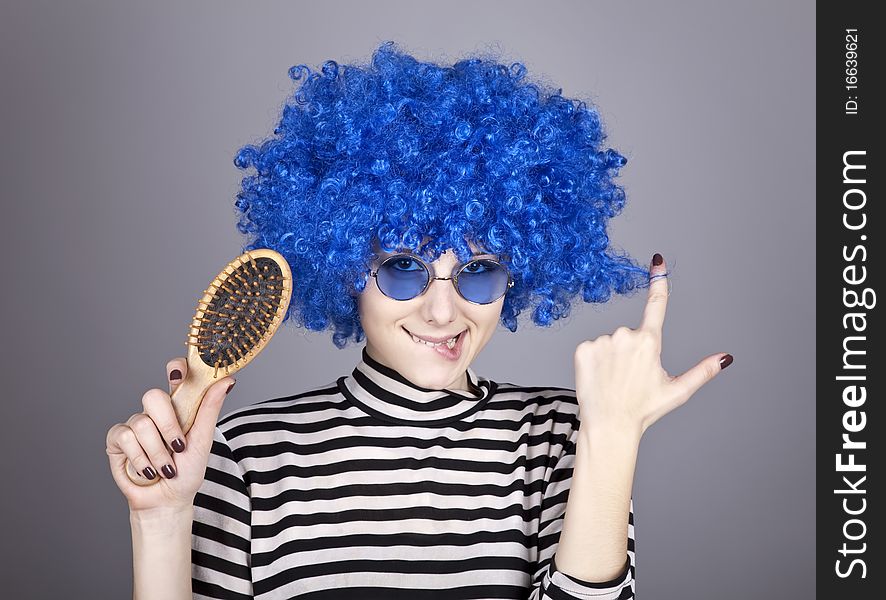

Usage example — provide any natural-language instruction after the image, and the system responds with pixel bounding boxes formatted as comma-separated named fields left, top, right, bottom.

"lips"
left=404, top=328, right=464, bottom=344
left=403, top=327, right=466, bottom=360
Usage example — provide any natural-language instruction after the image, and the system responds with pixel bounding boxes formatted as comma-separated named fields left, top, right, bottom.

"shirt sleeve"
left=191, top=426, right=254, bottom=599
left=528, top=427, right=636, bottom=600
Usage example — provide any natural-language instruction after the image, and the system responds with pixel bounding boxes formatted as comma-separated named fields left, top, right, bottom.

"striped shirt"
left=191, top=347, right=635, bottom=599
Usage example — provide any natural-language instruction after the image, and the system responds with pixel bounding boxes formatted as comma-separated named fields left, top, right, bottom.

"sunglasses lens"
left=458, top=260, right=510, bottom=304
left=376, top=255, right=510, bottom=303
left=376, top=255, right=429, bottom=300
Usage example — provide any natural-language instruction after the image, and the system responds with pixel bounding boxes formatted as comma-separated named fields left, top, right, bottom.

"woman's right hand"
left=106, top=357, right=236, bottom=515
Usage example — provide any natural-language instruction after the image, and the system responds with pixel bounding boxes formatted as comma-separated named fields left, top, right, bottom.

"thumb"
left=187, top=378, right=236, bottom=453
left=670, top=353, right=733, bottom=407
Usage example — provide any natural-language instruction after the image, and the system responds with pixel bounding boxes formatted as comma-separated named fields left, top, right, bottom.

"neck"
left=338, top=347, right=497, bottom=425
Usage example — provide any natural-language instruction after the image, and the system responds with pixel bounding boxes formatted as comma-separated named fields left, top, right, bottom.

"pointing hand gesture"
left=573, top=253, right=733, bottom=439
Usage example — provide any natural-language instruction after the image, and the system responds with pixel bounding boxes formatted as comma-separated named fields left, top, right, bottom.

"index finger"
left=166, top=357, right=188, bottom=396
left=640, top=253, right=670, bottom=334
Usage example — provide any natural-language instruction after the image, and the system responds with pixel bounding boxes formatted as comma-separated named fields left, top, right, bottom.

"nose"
left=420, top=274, right=460, bottom=325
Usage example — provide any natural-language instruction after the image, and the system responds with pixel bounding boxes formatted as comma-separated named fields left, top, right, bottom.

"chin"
left=400, top=361, right=459, bottom=390
left=365, top=326, right=472, bottom=389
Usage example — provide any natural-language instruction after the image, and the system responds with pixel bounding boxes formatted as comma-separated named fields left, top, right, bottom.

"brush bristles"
left=185, top=255, right=287, bottom=373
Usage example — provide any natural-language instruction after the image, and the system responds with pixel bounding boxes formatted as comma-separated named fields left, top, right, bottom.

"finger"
left=167, top=357, right=188, bottom=397
left=129, top=405, right=178, bottom=479
left=107, top=422, right=160, bottom=484
left=186, top=377, right=236, bottom=454
left=669, top=352, right=734, bottom=406
left=107, top=424, right=139, bottom=489
left=640, top=253, right=669, bottom=334
left=143, top=387, right=188, bottom=456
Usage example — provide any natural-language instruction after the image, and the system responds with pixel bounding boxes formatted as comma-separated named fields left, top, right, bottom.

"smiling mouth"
left=403, top=327, right=464, bottom=349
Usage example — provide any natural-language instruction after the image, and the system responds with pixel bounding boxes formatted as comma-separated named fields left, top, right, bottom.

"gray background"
left=0, top=1, right=814, bottom=598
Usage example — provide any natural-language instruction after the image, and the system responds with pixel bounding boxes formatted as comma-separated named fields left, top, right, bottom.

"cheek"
left=356, top=293, right=379, bottom=334
left=357, top=278, right=382, bottom=316
left=358, top=285, right=407, bottom=327
left=356, top=293, right=367, bottom=323
left=470, top=304, right=503, bottom=332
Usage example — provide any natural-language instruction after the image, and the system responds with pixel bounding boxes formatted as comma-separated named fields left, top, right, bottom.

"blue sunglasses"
left=368, top=253, right=514, bottom=305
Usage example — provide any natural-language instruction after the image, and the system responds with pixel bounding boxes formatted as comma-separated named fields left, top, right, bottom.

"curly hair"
left=233, top=41, right=651, bottom=348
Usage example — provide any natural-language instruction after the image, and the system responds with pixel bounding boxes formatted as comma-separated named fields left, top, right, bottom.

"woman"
left=106, top=42, right=731, bottom=599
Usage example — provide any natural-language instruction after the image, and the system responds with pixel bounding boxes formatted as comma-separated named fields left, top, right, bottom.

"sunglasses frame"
left=368, top=252, right=514, bottom=305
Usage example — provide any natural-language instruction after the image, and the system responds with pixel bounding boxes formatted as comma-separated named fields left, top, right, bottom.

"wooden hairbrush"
left=125, top=248, right=292, bottom=486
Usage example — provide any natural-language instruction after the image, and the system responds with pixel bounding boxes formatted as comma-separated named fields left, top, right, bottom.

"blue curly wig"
left=233, top=41, right=651, bottom=348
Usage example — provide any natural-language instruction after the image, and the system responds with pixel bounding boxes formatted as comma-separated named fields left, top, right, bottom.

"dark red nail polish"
left=171, top=438, right=186, bottom=453
left=226, top=381, right=236, bottom=394
left=719, top=354, right=734, bottom=369
left=143, top=467, right=157, bottom=480
left=170, top=369, right=182, bottom=381
left=161, top=464, right=176, bottom=479
left=652, top=253, right=663, bottom=266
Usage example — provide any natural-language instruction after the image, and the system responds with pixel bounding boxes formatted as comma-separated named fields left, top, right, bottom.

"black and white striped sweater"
left=191, top=347, right=635, bottom=599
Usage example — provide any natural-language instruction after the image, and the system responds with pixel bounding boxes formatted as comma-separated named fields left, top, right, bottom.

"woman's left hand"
left=573, top=253, right=732, bottom=439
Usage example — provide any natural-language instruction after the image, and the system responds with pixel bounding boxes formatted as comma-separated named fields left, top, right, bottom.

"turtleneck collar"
left=337, top=347, right=498, bottom=426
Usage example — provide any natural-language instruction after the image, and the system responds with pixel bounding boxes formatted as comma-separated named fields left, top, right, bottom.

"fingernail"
left=226, top=381, right=236, bottom=394
left=143, top=466, right=157, bottom=480
left=170, top=369, right=182, bottom=381
left=171, top=438, right=186, bottom=453
left=161, top=464, right=176, bottom=479
left=652, top=253, right=663, bottom=266
left=719, top=354, right=734, bottom=370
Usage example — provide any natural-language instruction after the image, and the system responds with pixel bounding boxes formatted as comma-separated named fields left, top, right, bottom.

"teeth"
left=409, top=331, right=459, bottom=349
